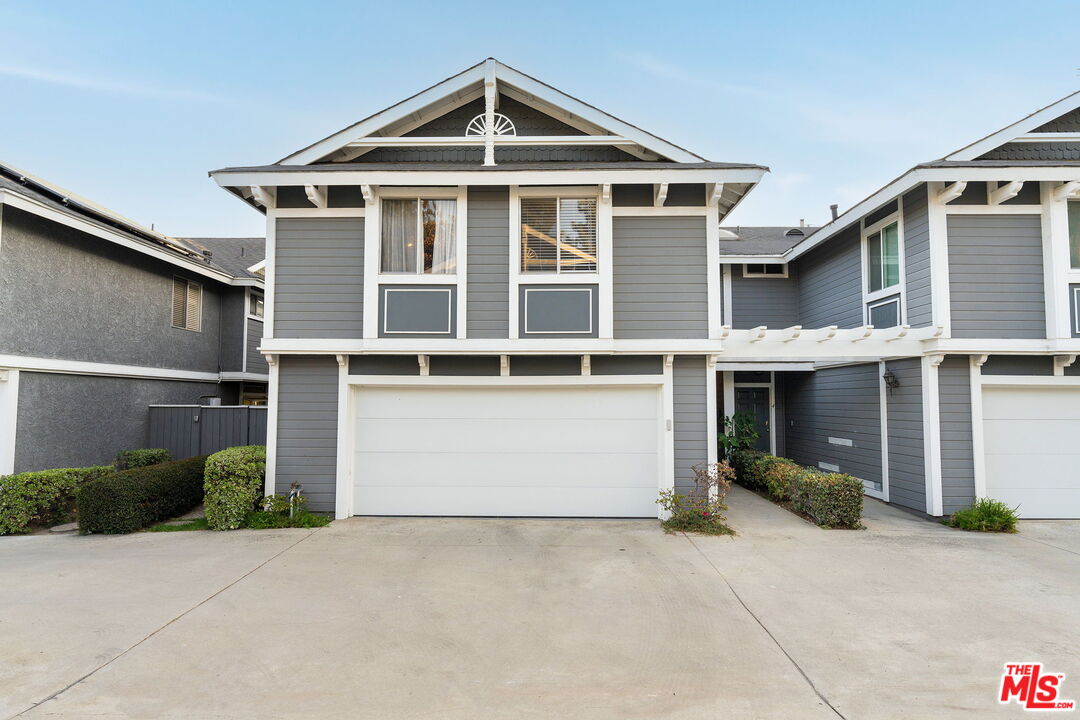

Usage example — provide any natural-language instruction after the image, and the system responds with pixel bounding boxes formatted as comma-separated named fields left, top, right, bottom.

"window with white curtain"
left=381, top=198, right=457, bottom=274
left=521, top=197, right=597, bottom=273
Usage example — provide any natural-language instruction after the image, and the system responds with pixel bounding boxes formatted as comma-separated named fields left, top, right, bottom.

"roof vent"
left=784, top=228, right=805, bottom=237
left=202, top=250, right=213, bottom=261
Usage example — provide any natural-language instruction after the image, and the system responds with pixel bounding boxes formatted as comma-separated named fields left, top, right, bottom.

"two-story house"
left=212, top=59, right=1080, bottom=520
left=0, top=162, right=267, bottom=473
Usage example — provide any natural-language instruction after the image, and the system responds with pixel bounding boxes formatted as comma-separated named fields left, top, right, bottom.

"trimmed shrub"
left=728, top=449, right=764, bottom=485
left=731, top=451, right=786, bottom=492
left=761, top=459, right=807, bottom=502
left=114, top=448, right=172, bottom=471
left=789, top=471, right=863, bottom=528
left=204, top=445, right=266, bottom=531
left=0, top=466, right=113, bottom=535
left=947, top=498, right=1018, bottom=532
left=77, top=456, right=206, bottom=534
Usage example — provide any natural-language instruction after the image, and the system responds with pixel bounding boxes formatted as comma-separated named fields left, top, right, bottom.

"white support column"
left=362, top=186, right=380, bottom=339
left=263, top=355, right=279, bottom=497
left=660, top=355, right=675, bottom=519
left=721, top=264, right=733, bottom=327
left=456, top=185, right=468, bottom=339
left=333, top=354, right=352, bottom=519
left=0, top=368, right=19, bottom=475
left=706, top=356, right=718, bottom=466
left=706, top=202, right=722, bottom=339
left=722, top=370, right=735, bottom=424
left=926, top=182, right=953, bottom=337
left=264, top=215, right=277, bottom=339
left=508, top=185, right=520, bottom=338
left=877, top=361, right=890, bottom=502
left=970, top=354, right=988, bottom=499
left=598, top=182, right=614, bottom=338
left=1042, top=181, right=1071, bottom=338
left=921, top=354, right=945, bottom=516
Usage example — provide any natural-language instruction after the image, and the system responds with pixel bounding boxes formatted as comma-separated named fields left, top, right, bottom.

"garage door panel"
left=354, top=486, right=658, bottom=517
left=983, top=420, right=1080, bottom=449
left=976, top=488, right=1077, bottom=519
left=354, top=417, right=658, bottom=454
left=983, top=388, right=1080, bottom=420
left=985, top=454, right=1078, bottom=489
left=355, top=386, right=658, bottom=421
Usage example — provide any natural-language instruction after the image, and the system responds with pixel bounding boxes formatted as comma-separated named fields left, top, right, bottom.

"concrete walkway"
left=1, top=488, right=1077, bottom=719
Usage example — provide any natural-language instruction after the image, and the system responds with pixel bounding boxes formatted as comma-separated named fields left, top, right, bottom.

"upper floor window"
left=866, top=221, right=900, bottom=293
left=171, top=277, right=202, bottom=332
left=381, top=198, right=457, bottom=274
left=1069, top=201, right=1080, bottom=268
left=249, top=291, right=264, bottom=319
left=521, top=197, right=597, bottom=273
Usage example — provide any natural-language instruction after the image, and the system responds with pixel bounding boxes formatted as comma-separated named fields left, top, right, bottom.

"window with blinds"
left=171, top=277, right=202, bottom=332
left=521, top=197, right=597, bottom=273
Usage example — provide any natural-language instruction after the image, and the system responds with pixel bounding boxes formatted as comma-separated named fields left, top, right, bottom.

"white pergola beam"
left=654, top=183, right=668, bottom=208
left=250, top=186, right=276, bottom=209
left=1055, top=180, right=1080, bottom=200
left=989, top=180, right=1023, bottom=205
left=304, top=184, right=327, bottom=209
left=937, top=181, right=967, bottom=205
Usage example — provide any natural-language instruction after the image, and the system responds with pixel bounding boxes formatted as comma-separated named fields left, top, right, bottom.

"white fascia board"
left=0, top=190, right=244, bottom=286
left=717, top=255, right=786, bottom=263
left=0, top=354, right=222, bottom=383
left=784, top=165, right=1080, bottom=262
left=219, top=371, right=270, bottom=382
left=212, top=167, right=765, bottom=189
left=280, top=63, right=488, bottom=165
left=921, top=338, right=1080, bottom=354
left=944, top=90, right=1080, bottom=161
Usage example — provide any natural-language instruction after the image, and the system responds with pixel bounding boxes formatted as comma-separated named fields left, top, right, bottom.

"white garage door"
left=352, top=384, right=661, bottom=517
left=983, top=385, right=1080, bottom=519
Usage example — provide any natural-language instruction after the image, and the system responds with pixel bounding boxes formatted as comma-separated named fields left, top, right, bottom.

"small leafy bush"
left=657, top=462, right=736, bottom=535
left=718, top=412, right=760, bottom=458
left=729, top=449, right=765, bottom=486
left=762, top=459, right=807, bottom=502
left=731, top=451, right=787, bottom=492
left=204, top=445, right=266, bottom=530
left=244, top=495, right=329, bottom=529
left=114, top=448, right=172, bottom=471
left=0, top=466, right=113, bottom=535
left=789, top=471, right=863, bottom=528
left=947, top=498, right=1018, bottom=533
left=77, top=456, right=206, bottom=534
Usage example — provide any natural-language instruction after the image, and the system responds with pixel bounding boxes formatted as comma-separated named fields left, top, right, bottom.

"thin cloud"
left=0, top=63, right=227, bottom=104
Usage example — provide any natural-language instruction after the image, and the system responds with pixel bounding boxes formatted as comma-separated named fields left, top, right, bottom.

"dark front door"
left=734, top=387, right=771, bottom=452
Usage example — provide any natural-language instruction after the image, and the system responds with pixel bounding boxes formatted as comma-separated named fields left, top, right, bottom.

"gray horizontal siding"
left=274, top=217, right=364, bottom=339
left=783, top=364, right=882, bottom=487
left=903, top=186, right=933, bottom=327
left=729, top=269, right=799, bottom=328
left=276, top=355, right=338, bottom=512
left=466, top=187, right=510, bottom=338
left=884, top=358, right=925, bottom=512
left=796, top=224, right=863, bottom=329
left=613, top=216, right=708, bottom=339
left=673, top=356, right=707, bottom=494
left=246, top=319, right=268, bottom=374
left=938, top=356, right=975, bottom=514
left=947, top=214, right=1045, bottom=339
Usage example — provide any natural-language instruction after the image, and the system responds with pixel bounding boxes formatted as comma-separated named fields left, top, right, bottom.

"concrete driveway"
left=2, top=488, right=1078, bottom=720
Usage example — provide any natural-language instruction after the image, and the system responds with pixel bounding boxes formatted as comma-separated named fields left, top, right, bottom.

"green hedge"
left=114, top=448, right=172, bottom=471
left=789, top=471, right=863, bottom=528
left=0, top=466, right=113, bottom=535
left=77, top=456, right=206, bottom=534
left=204, top=446, right=266, bottom=531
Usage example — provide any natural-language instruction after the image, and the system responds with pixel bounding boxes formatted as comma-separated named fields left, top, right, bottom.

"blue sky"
left=1, top=0, right=1077, bottom=237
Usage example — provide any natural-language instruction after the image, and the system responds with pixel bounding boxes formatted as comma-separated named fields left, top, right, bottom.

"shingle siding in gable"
left=795, top=224, right=863, bottom=329
left=1033, top=107, right=1080, bottom=132
left=938, top=356, right=975, bottom=515
left=673, top=356, right=707, bottom=494
left=274, top=217, right=364, bottom=339
left=275, top=355, right=338, bottom=512
left=902, top=185, right=933, bottom=327
left=884, top=358, right=925, bottom=513
left=466, top=187, right=510, bottom=338
left=947, top=214, right=1045, bottom=338
left=613, top=216, right=708, bottom=339
left=729, top=269, right=799, bottom=329
left=977, top=142, right=1080, bottom=161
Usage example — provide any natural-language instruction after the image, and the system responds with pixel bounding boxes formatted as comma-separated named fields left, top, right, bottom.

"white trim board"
left=0, top=369, right=19, bottom=475
left=0, top=354, right=222, bottom=383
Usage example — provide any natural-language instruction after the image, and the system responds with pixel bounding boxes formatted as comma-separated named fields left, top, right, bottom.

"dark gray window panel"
left=274, top=217, right=364, bottom=339
left=1071, top=284, right=1080, bottom=337
left=276, top=186, right=315, bottom=208
left=950, top=181, right=988, bottom=205
left=273, top=186, right=365, bottom=208
left=219, top=288, right=247, bottom=372
left=246, top=318, right=268, bottom=374
left=795, top=223, right=863, bottom=329
left=673, top=356, right=707, bottom=494
left=349, top=355, right=420, bottom=375
left=868, top=296, right=901, bottom=328
left=466, top=187, right=510, bottom=338
left=947, top=214, right=1045, bottom=339
left=613, top=216, right=708, bottom=339
left=509, top=355, right=581, bottom=376
left=883, top=358, right=925, bottom=512
left=519, top=285, right=597, bottom=337
left=13, top=372, right=222, bottom=473
left=978, top=143, right=1080, bottom=162
left=379, top=285, right=456, bottom=337
left=612, top=185, right=653, bottom=207
left=865, top=199, right=899, bottom=226
left=0, top=206, right=223, bottom=372
left=730, top=269, right=799, bottom=329
left=590, top=355, right=663, bottom=375
left=275, top=356, right=338, bottom=513
left=938, top=356, right=975, bottom=515
left=429, top=356, right=501, bottom=376
left=1001, top=182, right=1042, bottom=205
left=980, top=355, right=1054, bottom=376
left=902, top=186, right=933, bottom=327
left=783, top=364, right=882, bottom=488
left=664, top=184, right=705, bottom=206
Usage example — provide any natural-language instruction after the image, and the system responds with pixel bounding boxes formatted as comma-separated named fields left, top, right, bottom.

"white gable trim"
left=944, top=90, right=1080, bottom=161
left=278, top=59, right=704, bottom=166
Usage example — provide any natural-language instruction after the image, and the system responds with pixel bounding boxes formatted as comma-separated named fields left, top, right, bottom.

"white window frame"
left=860, top=209, right=907, bottom=324
left=381, top=287, right=454, bottom=335
left=522, top=287, right=594, bottom=335
left=247, top=289, right=265, bottom=321
left=742, top=263, right=788, bottom=278
left=518, top=191, right=600, bottom=276
left=377, top=187, right=463, bottom=282
left=867, top=295, right=902, bottom=329
left=1073, top=286, right=1080, bottom=335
